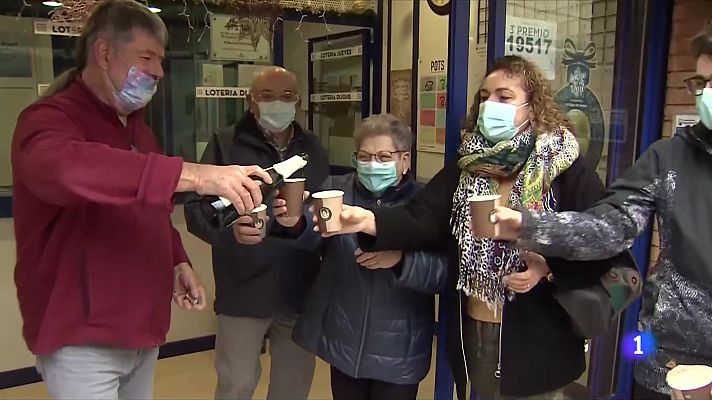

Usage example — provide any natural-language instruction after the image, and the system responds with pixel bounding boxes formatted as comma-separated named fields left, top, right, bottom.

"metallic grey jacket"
left=517, top=123, right=712, bottom=395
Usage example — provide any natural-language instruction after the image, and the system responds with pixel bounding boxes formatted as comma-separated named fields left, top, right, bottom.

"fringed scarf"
left=451, top=127, right=580, bottom=310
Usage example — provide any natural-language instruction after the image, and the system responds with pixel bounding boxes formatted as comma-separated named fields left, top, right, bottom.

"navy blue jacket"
left=184, top=113, right=329, bottom=318
left=291, top=173, right=448, bottom=385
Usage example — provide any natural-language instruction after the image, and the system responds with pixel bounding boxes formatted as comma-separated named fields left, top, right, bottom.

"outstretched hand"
left=310, top=204, right=377, bottom=237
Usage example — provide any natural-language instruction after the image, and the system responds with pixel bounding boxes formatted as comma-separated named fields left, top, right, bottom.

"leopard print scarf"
left=451, top=127, right=580, bottom=310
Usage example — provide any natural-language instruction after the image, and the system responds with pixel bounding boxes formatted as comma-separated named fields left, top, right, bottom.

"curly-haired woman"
left=310, top=55, right=635, bottom=399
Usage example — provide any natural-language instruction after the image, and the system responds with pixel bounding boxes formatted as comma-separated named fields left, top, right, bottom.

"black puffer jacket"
left=184, top=113, right=329, bottom=318
left=291, top=173, right=448, bottom=385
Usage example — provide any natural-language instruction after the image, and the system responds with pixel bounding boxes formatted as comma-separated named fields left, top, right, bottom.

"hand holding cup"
left=490, top=206, right=523, bottom=241
left=273, top=190, right=310, bottom=228
left=667, top=365, right=712, bottom=400
left=232, top=205, right=268, bottom=245
left=310, top=201, right=377, bottom=237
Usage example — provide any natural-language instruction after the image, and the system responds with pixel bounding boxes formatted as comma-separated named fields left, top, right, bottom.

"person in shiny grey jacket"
left=272, top=114, right=448, bottom=400
left=492, top=21, right=712, bottom=400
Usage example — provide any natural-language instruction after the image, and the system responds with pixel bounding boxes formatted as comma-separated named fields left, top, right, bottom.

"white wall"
left=0, top=206, right=216, bottom=372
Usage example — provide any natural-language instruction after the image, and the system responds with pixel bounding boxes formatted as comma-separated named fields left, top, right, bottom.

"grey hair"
left=43, top=0, right=168, bottom=98
left=355, top=114, right=413, bottom=151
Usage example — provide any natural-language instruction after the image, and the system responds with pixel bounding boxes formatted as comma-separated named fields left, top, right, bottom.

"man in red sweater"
left=10, top=1, right=270, bottom=398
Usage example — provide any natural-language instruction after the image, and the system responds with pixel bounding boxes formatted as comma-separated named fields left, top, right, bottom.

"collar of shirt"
left=261, top=124, right=294, bottom=155
left=70, top=76, right=143, bottom=150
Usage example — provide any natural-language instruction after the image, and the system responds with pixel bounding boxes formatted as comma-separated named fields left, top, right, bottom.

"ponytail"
left=42, top=68, right=81, bottom=98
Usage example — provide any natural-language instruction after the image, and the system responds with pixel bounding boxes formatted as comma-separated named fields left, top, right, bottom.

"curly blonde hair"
left=464, top=55, right=572, bottom=135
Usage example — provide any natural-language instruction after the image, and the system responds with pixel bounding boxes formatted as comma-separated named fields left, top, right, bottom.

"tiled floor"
left=0, top=348, right=437, bottom=400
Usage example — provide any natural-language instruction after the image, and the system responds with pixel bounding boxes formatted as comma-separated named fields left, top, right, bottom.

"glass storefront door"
left=453, top=0, right=655, bottom=398
left=308, top=29, right=372, bottom=169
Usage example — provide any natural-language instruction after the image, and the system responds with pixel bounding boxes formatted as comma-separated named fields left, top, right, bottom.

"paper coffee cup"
left=312, top=190, right=344, bottom=233
left=251, top=204, right=268, bottom=238
left=469, top=194, right=502, bottom=238
left=667, top=365, right=712, bottom=400
left=280, top=178, right=306, bottom=217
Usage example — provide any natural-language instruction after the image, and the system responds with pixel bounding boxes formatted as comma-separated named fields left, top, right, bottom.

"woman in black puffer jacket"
left=272, top=114, right=448, bottom=400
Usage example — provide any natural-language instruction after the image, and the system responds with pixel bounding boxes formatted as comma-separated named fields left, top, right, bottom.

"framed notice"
left=209, top=14, right=271, bottom=62
left=674, top=114, right=700, bottom=136
left=390, top=69, right=412, bottom=127
left=505, top=16, right=557, bottom=80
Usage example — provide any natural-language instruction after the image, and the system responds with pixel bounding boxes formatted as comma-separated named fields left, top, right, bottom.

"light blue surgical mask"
left=696, top=87, right=712, bottom=130
left=477, top=100, right=529, bottom=143
left=257, top=100, right=297, bottom=133
left=356, top=161, right=399, bottom=194
left=110, top=66, right=158, bottom=114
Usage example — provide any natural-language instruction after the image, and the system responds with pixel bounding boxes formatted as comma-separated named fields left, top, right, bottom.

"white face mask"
left=257, top=100, right=297, bottom=133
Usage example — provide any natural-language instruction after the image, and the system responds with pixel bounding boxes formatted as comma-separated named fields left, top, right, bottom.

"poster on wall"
left=554, top=39, right=605, bottom=171
left=201, top=63, right=224, bottom=87
left=467, top=45, right=488, bottom=109
left=209, top=14, right=271, bottom=62
left=390, top=69, right=412, bottom=127
left=418, top=59, right=447, bottom=153
left=505, top=16, right=557, bottom=80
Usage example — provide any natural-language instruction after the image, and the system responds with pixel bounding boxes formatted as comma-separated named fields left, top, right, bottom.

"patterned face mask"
left=108, top=66, right=158, bottom=114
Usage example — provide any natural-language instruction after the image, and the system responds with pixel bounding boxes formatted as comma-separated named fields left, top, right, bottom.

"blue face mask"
left=356, top=161, right=399, bottom=194
left=109, top=66, right=158, bottom=114
left=477, top=100, right=529, bottom=143
left=696, top=87, right=712, bottom=130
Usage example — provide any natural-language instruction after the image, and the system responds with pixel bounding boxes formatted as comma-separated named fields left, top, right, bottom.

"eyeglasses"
left=251, top=91, right=299, bottom=102
left=353, top=150, right=407, bottom=163
left=683, top=75, right=712, bottom=96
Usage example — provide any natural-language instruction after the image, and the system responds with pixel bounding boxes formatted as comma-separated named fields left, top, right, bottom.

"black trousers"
left=633, top=381, right=669, bottom=400
left=330, top=366, right=420, bottom=400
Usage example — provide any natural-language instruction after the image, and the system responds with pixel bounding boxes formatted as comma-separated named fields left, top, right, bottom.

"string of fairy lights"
left=20, top=0, right=373, bottom=47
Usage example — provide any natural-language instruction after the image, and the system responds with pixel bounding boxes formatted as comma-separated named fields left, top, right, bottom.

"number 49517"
left=506, top=35, right=552, bottom=55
